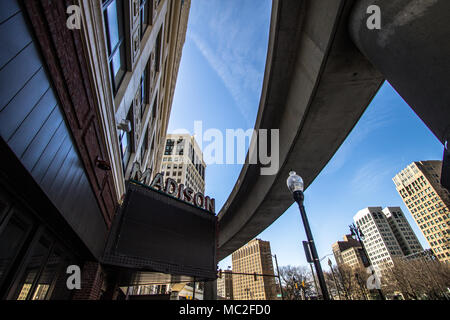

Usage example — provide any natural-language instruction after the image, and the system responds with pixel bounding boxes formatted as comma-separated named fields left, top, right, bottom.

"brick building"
left=0, top=0, right=190, bottom=300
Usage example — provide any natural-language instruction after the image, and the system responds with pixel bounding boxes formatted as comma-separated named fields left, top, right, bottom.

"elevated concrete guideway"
left=217, top=0, right=450, bottom=261
left=217, top=0, right=384, bottom=261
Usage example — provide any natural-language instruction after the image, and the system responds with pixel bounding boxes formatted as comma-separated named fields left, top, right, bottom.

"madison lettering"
left=148, top=173, right=215, bottom=214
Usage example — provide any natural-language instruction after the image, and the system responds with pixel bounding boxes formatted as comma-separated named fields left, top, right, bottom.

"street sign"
left=302, top=241, right=313, bottom=263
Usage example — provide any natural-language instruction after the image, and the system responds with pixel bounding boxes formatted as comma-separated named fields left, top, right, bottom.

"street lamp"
left=287, top=171, right=330, bottom=300
left=328, top=258, right=342, bottom=300
left=272, top=254, right=284, bottom=300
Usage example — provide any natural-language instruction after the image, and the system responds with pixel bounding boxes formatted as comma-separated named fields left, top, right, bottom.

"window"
left=155, top=27, right=162, bottom=73
left=140, top=0, right=150, bottom=38
left=119, top=107, right=133, bottom=170
left=140, top=67, right=149, bottom=118
left=152, top=92, right=158, bottom=121
left=0, top=214, right=33, bottom=288
left=103, top=0, right=127, bottom=93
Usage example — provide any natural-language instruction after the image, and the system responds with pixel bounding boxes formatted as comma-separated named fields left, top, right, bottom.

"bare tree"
left=382, top=256, right=450, bottom=300
left=334, top=264, right=372, bottom=300
left=323, top=265, right=351, bottom=300
left=279, top=265, right=315, bottom=300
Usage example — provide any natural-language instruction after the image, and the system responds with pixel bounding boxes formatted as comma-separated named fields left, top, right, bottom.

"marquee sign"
left=147, top=173, right=215, bottom=214
left=103, top=181, right=217, bottom=281
left=129, top=163, right=215, bottom=214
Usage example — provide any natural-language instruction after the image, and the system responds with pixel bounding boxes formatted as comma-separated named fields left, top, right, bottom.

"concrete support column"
left=349, top=0, right=450, bottom=144
left=72, top=262, right=104, bottom=300
left=203, top=280, right=217, bottom=300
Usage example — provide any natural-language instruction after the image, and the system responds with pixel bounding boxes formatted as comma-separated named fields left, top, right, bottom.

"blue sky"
left=168, top=0, right=443, bottom=270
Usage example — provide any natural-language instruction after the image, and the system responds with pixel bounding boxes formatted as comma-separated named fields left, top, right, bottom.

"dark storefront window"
left=0, top=188, right=78, bottom=300
left=14, top=237, right=52, bottom=300
left=0, top=215, right=33, bottom=289
left=103, top=0, right=126, bottom=93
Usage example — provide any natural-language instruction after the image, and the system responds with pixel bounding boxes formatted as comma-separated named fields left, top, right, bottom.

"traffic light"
left=218, top=269, right=222, bottom=278
left=292, top=276, right=298, bottom=289
left=254, top=272, right=257, bottom=281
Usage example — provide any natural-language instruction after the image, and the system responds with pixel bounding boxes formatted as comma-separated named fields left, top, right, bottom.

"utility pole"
left=309, top=263, right=320, bottom=299
left=328, top=259, right=342, bottom=300
left=272, top=254, right=284, bottom=300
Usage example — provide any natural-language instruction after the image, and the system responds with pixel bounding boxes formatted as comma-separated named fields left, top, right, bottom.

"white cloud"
left=351, top=157, right=393, bottom=193
left=187, top=0, right=271, bottom=126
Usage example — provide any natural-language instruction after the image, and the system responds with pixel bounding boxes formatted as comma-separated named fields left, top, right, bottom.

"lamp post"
left=309, top=263, right=320, bottom=299
left=272, top=254, right=284, bottom=300
left=287, top=171, right=330, bottom=300
left=328, top=258, right=342, bottom=300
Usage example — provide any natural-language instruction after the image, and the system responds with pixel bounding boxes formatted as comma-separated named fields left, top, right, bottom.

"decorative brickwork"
left=72, top=262, right=104, bottom=300
left=23, top=0, right=118, bottom=228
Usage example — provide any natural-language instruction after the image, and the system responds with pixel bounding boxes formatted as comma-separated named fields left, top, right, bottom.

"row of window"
left=103, top=0, right=166, bottom=173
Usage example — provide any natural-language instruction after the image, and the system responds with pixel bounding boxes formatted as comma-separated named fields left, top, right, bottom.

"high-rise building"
left=393, top=161, right=450, bottom=263
left=160, top=134, right=206, bottom=194
left=0, top=0, right=190, bottom=300
left=332, top=235, right=368, bottom=270
left=231, top=239, right=277, bottom=300
left=353, top=207, right=419, bottom=274
left=158, top=134, right=207, bottom=300
left=382, top=207, right=423, bottom=256
left=217, top=270, right=233, bottom=300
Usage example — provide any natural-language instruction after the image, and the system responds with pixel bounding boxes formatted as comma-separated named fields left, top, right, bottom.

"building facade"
left=332, top=235, right=368, bottom=270
left=231, top=239, right=277, bottom=300
left=353, top=207, right=419, bottom=274
left=0, top=0, right=190, bottom=300
left=393, top=161, right=450, bottom=263
left=382, top=207, right=423, bottom=256
left=217, top=270, right=233, bottom=300
left=160, top=134, right=206, bottom=194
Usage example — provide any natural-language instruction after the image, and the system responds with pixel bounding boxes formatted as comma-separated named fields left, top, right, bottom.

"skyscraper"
left=353, top=207, right=422, bottom=274
left=332, top=235, right=368, bottom=270
left=231, top=239, right=277, bottom=300
left=160, top=133, right=206, bottom=194
left=393, top=161, right=450, bottom=263
left=382, top=207, right=423, bottom=256
left=217, top=270, right=233, bottom=300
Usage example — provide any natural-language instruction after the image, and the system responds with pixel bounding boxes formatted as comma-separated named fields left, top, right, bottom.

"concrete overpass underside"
left=217, top=0, right=384, bottom=261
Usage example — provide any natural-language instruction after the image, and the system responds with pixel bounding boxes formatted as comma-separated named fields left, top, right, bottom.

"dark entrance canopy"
left=103, top=181, right=217, bottom=282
